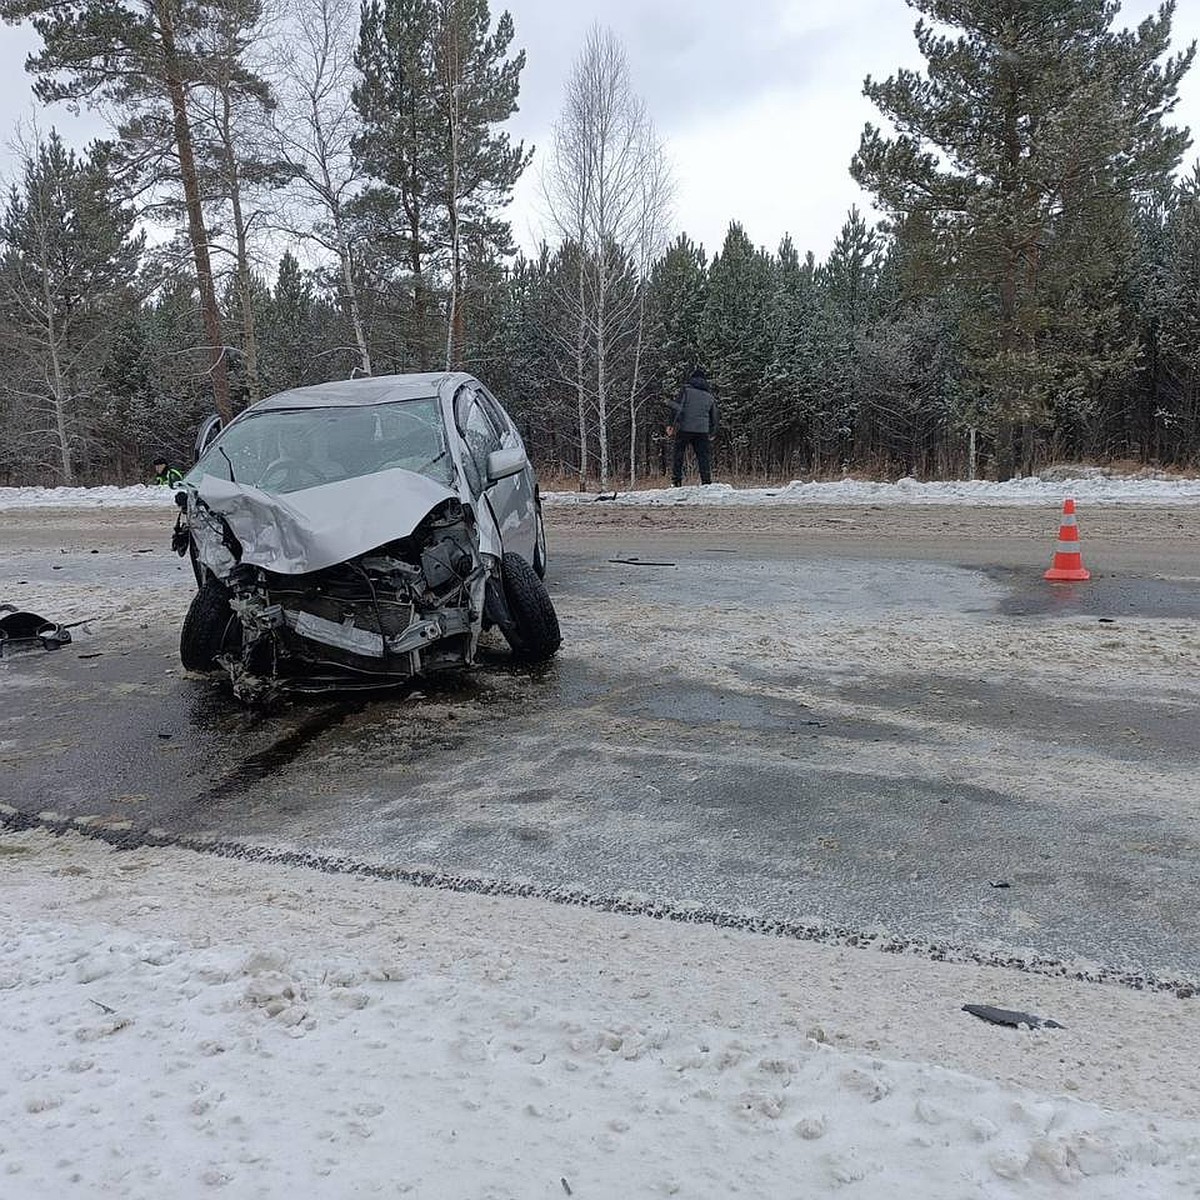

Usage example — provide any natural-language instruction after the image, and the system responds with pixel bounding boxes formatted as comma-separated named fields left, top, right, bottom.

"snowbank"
left=0, top=484, right=180, bottom=510
left=548, top=475, right=1200, bottom=508
left=1, top=828, right=1197, bottom=1199
left=6, top=473, right=1200, bottom=511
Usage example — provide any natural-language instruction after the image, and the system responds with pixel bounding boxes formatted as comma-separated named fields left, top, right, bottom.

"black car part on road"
left=0, top=606, right=75, bottom=655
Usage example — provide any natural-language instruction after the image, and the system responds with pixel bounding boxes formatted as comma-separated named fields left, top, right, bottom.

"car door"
left=473, top=385, right=536, bottom=558
left=454, top=385, right=535, bottom=560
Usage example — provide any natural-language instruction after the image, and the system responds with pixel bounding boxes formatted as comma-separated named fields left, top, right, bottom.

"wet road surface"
left=3, top=511, right=1200, bottom=986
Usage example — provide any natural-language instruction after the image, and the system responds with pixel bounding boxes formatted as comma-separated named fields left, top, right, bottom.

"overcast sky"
left=2, top=0, right=1198, bottom=264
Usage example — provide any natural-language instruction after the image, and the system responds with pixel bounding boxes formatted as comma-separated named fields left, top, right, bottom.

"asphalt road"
left=2, top=505, right=1199, bottom=988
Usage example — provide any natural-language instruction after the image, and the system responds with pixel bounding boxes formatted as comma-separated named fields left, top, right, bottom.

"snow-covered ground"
left=5, top=471, right=1200, bottom=511
left=552, top=474, right=1200, bottom=508
left=0, top=827, right=1197, bottom=1199
left=0, top=484, right=181, bottom=510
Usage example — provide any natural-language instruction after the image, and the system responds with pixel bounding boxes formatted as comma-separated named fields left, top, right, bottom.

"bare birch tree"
left=539, top=25, right=672, bottom=491
left=626, top=145, right=672, bottom=485
left=270, top=0, right=372, bottom=374
left=542, top=116, right=592, bottom=489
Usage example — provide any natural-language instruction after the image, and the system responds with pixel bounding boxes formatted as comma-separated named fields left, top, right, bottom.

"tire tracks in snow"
left=3, top=801, right=1195, bottom=1002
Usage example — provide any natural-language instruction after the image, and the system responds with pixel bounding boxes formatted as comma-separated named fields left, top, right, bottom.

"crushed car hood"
left=195, top=469, right=461, bottom=574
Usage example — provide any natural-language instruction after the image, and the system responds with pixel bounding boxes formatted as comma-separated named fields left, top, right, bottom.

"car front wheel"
left=180, top=576, right=240, bottom=672
left=500, top=552, right=560, bottom=662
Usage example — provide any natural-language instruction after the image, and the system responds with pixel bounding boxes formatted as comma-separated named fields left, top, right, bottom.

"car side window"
left=475, top=386, right=516, bottom=443
left=459, top=390, right=503, bottom=494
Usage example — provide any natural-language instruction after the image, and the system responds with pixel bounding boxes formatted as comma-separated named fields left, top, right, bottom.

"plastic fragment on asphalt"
left=963, top=1004, right=1064, bottom=1030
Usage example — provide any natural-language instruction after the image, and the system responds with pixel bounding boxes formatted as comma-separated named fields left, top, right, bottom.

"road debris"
left=0, top=605, right=75, bottom=655
left=963, top=1004, right=1063, bottom=1030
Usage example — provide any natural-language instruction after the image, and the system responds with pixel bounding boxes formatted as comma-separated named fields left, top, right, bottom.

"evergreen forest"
left=0, top=0, right=1197, bottom=487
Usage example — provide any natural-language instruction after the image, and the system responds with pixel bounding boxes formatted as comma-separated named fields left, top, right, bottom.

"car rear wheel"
left=180, top=576, right=240, bottom=672
left=501, top=552, right=560, bottom=662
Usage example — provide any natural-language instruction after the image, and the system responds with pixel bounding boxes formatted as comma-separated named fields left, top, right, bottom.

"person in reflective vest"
left=152, top=458, right=184, bottom=486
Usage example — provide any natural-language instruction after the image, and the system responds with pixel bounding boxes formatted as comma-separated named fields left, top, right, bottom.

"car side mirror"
left=174, top=489, right=188, bottom=510
left=486, top=446, right=528, bottom=485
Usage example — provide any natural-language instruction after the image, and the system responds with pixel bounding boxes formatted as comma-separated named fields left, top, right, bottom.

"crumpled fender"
left=194, top=468, right=461, bottom=575
left=473, top=492, right=504, bottom=561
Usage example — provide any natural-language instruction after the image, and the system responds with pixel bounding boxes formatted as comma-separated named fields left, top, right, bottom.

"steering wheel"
left=259, top=457, right=326, bottom=492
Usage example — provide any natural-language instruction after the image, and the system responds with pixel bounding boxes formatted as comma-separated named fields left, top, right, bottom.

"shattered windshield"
left=184, top=398, right=453, bottom=495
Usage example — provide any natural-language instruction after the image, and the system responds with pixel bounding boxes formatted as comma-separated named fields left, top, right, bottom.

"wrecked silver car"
left=172, top=373, right=559, bottom=701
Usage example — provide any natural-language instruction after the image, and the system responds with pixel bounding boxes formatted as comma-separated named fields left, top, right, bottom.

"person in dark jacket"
left=667, top=368, right=718, bottom=486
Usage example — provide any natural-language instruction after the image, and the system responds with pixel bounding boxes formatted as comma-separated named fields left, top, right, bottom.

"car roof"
left=248, top=373, right=477, bottom=413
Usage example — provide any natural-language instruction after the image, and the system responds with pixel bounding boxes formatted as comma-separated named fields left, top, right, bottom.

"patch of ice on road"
left=6, top=472, right=1200, bottom=510
left=551, top=592, right=1200, bottom=824
left=1, top=828, right=1197, bottom=1198
left=558, top=584, right=1200, bottom=700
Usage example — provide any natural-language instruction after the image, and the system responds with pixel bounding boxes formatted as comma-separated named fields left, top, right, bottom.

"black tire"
left=532, top=500, right=548, bottom=580
left=501, top=552, right=561, bottom=662
left=180, top=576, right=238, bottom=672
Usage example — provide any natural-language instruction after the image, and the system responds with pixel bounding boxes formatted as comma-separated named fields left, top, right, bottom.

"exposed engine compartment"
left=210, top=498, right=488, bottom=701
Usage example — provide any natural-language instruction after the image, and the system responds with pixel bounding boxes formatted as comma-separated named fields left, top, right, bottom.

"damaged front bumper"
left=182, top=484, right=491, bottom=701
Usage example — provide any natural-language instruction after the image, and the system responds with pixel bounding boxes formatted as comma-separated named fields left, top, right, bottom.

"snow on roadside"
left=550, top=475, right=1200, bottom=508
left=6, top=472, right=1200, bottom=511
left=0, top=484, right=180, bottom=510
left=1, top=828, right=1197, bottom=1199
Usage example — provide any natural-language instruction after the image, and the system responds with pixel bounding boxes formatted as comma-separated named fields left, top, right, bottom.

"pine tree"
left=0, top=0, right=272, bottom=423
left=646, top=235, right=708, bottom=481
left=140, top=273, right=218, bottom=460
left=190, top=0, right=287, bottom=407
left=808, top=209, right=882, bottom=472
left=702, top=222, right=773, bottom=471
left=1155, top=164, right=1200, bottom=459
left=852, top=0, right=1195, bottom=474
left=491, top=246, right=579, bottom=474
left=762, top=236, right=818, bottom=472
left=0, top=132, right=143, bottom=482
left=98, top=311, right=158, bottom=476
left=434, top=0, right=531, bottom=367
left=648, top=235, right=708, bottom=400
left=352, top=0, right=529, bottom=370
left=353, top=0, right=443, bottom=369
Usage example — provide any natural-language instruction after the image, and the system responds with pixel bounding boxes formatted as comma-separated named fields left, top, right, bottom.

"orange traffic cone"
left=1044, top=497, right=1090, bottom=581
